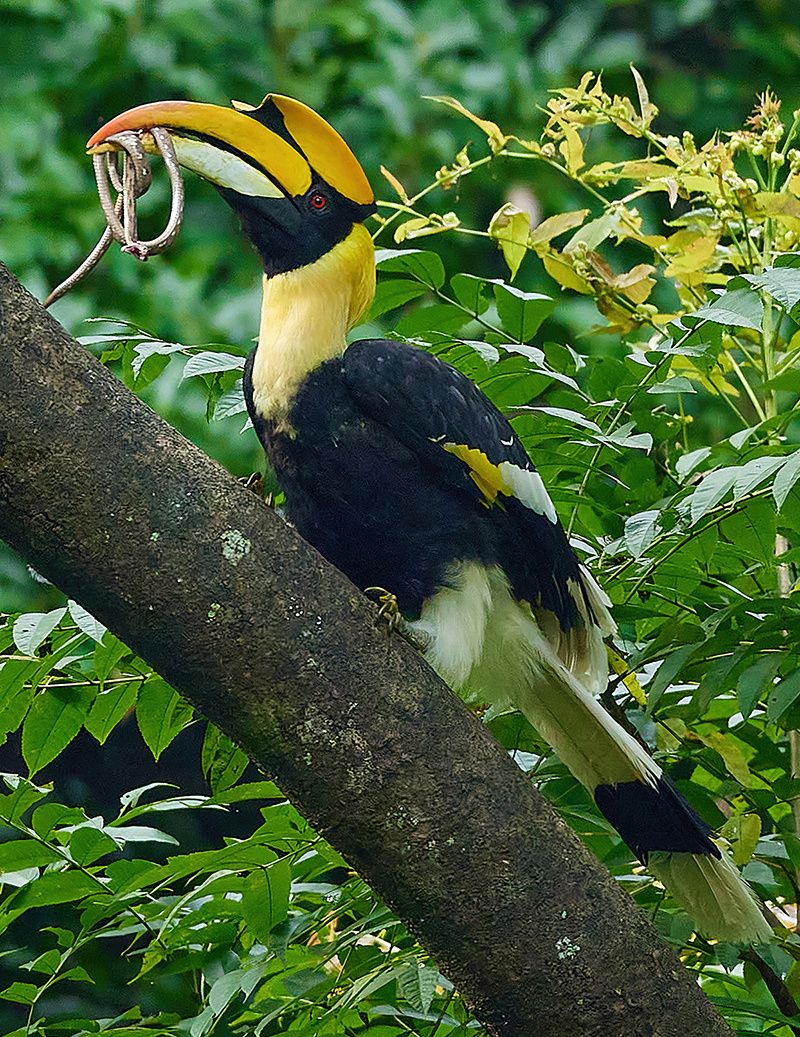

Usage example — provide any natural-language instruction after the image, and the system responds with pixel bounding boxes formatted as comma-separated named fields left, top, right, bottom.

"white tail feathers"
left=650, top=849, right=772, bottom=944
left=550, top=566, right=616, bottom=696
left=413, top=561, right=772, bottom=944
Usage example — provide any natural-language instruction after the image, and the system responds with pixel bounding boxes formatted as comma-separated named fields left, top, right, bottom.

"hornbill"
left=87, top=95, right=771, bottom=944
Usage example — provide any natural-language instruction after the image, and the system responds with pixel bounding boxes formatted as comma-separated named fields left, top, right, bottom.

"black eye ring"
left=310, top=191, right=327, bottom=211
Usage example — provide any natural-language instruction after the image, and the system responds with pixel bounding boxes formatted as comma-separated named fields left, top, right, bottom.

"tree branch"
left=0, top=264, right=734, bottom=1037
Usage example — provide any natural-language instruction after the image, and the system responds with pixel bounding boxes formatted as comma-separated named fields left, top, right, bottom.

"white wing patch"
left=442, top=443, right=558, bottom=523
left=497, top=461, right=558, bottom=524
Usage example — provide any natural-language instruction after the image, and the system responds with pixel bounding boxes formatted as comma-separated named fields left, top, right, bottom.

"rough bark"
left=0, top=264, right=733, bottom=1037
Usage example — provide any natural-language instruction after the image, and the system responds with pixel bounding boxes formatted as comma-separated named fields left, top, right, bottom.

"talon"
left=365, top=586, right=401, bottom=630
left=364, top=587, right=430, bottom=653
left=240, top=472, right=265, bottom=497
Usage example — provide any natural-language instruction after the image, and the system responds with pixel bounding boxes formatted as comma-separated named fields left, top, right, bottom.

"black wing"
left=343, top=338, right=586, bottom=631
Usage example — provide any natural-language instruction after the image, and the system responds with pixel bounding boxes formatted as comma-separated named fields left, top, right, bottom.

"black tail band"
left=595, top=775, right=721, bottom=863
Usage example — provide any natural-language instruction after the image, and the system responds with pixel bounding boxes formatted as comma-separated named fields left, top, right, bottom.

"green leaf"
left=675, top=447, right=711, bottom=482
left=181, top=351, right=245, bottom=381
left=241, top=858, right=290, bottom=941
left=213, top=383, right=248, bottom=421
left=32, top=803, right=86, bottom=839
left=119, top=782, right=175, bottom=810
left=208, top=968, right=247, bottom=1014
left=721, top=497, right=776, bottom=567
left=459, top=339, right=500, bottom=365
left=692, top=287, right=764, bottom=331
left=6, top=871, right=98, bottom=912
left=201, top=724, right=249, bottom=793
left=209, top=781, right=282, bottom=805
left=59, top=965, right=93, bottom=985
left=720, top=814, right=761, bottom=867
left=13, top=609, right=67, bottom=656
left=0, top=776, right=50, bottom=824
left=730, top=425, right=760, bottom=450
left=67, top=601, right=107, bottom=643
left=646, top=376, right=696, bottom=395
left=741, top=267, right=800, bottom=311
left=530, top=209, right=590, bottom=247
left=737, top=654, right=783, bottom=719
left=0, top=982, right=38, bottom=1005
left=136, top=677, right=193, bottom=761
left=767, top=670, right=800, bottom=724
left=189, top=1006, right=215, bottom=1037
left=521, top=406, right=601, bottom=433
left=450, top=273, right=490, bottom=315
left=564, top=210, right=621, bottom=252
left=649, top=644, right=702, bottom=708
left=602, top=421, right=652, bottom=452
left=0, top=660, right=38, bottom=743
left=105, top=824, right=179, bottom=846
left=368, top=278, right=429, bottom=320
left=492, top=283, right=554, bottom=341
left=714, top=942, right=741, bottom=969
left=92, top=634, right=131, bottom=684
left=130, top=339, right=184, bottom=378
left=399, top=963, right=438, bottom=1014
left=22, top=685, right=96, bottom=777
left=23, top=948, right=60, bottom=975
left=624, top=510, right=661, bottom=559
left=0, top=839, right=60, bottom=873
left=375, top=249, right=445, bottom=289
left=697, top=730, right=752, bottom=787
left=730, top=455, right=785, bottom=501
left=69, top=827, right=118, bottom=866
left=774, top=450, right=800, bottom=510
left=84, top=681, right=138, bottom=744
left=395, top=302, right=466, bottom=336
left=689, top=466, right=738, bottom=524
left=488, top=203, right=531, bottom=279
left=333, top=965, right=401, bottom=1011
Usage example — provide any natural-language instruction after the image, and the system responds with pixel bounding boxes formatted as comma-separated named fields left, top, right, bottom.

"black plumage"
left=245, top=337, right=583, bottom=626
left=595, top=778, right=719, bottom=862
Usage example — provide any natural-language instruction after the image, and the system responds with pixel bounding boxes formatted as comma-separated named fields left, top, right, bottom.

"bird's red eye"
left=310, top=192, right=327, bottom=210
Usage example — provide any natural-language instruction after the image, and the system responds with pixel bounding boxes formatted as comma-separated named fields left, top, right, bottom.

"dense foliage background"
left=2, top=1, right=800, bottom=1035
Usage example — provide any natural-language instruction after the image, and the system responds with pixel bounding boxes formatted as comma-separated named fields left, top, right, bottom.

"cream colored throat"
left=251, top=223, right=375, bottom=428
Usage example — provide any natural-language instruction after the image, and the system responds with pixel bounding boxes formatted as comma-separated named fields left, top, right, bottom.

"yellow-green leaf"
left=488, top=203, right=531, bottom=279
left=424, top=96, right=507, bottom=153
left=559, top=124, right=585, bottom=175
left=630, top=65, right=657, bottom=128
left=719, top=814, right=761, bottom=867
left=607, top=646, right=647, bottom=706
left=542, top=252, right=592, bottom=294
left=529, top=209, right=589, bottom=250
left=380, top=164, right=409, bottom=202
left=697, top=730, right=752, bottom=787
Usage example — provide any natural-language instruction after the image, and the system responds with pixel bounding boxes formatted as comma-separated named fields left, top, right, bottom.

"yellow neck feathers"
left=251, top=223, right=375, bottom=427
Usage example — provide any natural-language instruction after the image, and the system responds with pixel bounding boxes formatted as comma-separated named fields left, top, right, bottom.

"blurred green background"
left=0, top=0, right=797, bottom=604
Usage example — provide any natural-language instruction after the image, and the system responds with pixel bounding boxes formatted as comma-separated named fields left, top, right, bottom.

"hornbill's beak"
left=87, top=94, right=376, bottom=276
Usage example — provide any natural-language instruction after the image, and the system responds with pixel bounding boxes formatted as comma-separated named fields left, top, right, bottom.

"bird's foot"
left=364, top=587, right=431, bottom=654
left=239, top=472, right=275, bottom=508
left=365, top=587, right=403, bottom=632
left=240, top=471, right=264, bottom=495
